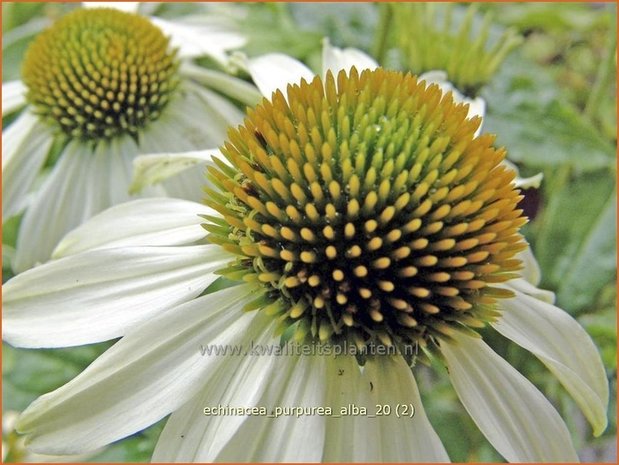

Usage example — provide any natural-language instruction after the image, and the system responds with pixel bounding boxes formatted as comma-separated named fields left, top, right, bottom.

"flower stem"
left=372, top=3, right=393, bottom=65
left=584, top=31, right=616, bottom=123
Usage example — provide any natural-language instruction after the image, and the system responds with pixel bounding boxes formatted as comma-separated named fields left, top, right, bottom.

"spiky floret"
left=22, top=8, right=180, bottom=141
left=205, top=68, right=526, bottom=353
left=393, top=3, right=523, bottom=96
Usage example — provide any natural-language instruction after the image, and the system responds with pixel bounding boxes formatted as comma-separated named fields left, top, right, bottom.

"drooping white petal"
left=2, top=112, right=52, bottom=219
left=53, top=198, right=212, bottom=258
left=150, top=17, right=245, bottom=63
left=504, top=277, right=555, bottom=304
left=321, top=37, right=378, bottom=78
left=153, top=314, right=277, bottom=462
left=2, top=80, right=27, bottom=114
left=81, top=2, right=139, bottom=13
left=4, top=244, right=231, bottom=348
left=323, top=355, right=450, bottom=462
left=367, top=356, right=450, bottom=462
left=16, top=285, right=258, bottom=454
left=242, top=52, right=315, bottom=99
left=12, top=138, right=140, bottom=273
left=130, top=150, right=219, bottom=194
left=322, top=355, right=378, bottom=461
left=215, top=354, right=328, bottom=462
left=420, top=70, right=486, bottom=135
left=441, top=333, right=578, bottom=462
left=494, top=290, right=609, bottom=437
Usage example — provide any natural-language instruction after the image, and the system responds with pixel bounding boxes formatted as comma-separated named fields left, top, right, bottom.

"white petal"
left=323, top=355, right=449, bottom=462
left=81, top=2, right=139, bottom=12
left=130, top=150, right=218, bottom=194
left=321, top=37, right=377, bottom=78
left=16, top=285, right=259, bottom=454
left=153, top=314, right=277, bottom=461
left=243, top=52, right=315, bottom=99
left=494, top=290, right=609, bottom=436
left=4, top=244, right=231, bottom=348
left=141, top=88, right=241, bottom=151
left=107, top=135, right=149, bottom=204
left=189, top=84, right=245, bottom=128
left=504, top=277, right=555, bottom=304
left=441, top=333, right=578, bottom=462
left=53, top=198, right=212, bottom=258
left=180, top=62, right=262, bottom=106
left=215, top=354, right=328, bottom=462
left=12, top=139, right=137, bottom=273
left=366, top=356, right=450, bottom=462
left=2, top=110, right=39, bottom=169
left=503, top=159, right=544, bottom=189
left=150, top=17, right=245, bottom=63
left=2, top=80, right=26, bottom=114
left=2, top=112, right=52, bottom=219
left=517, top=245, right=542, bottom=286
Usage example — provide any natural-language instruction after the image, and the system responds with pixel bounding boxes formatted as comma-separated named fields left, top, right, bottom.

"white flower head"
left=3, top=46, right=608, bottom=463
left=2, top=4, right=259, bottom=273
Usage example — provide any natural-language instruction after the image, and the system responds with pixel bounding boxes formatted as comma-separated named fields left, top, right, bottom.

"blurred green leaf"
left=579, top=305, right=617, bottom=371
left=3, top=343, right=111, bottom=411
left=483, top=54, right=615, bottom=171
left=556, top=193, right=616, bottom=311
left=532, top=169, right=615, bottom=312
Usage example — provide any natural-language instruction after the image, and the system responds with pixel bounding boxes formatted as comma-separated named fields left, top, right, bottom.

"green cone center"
left=22, top=8, right=180, bottom=141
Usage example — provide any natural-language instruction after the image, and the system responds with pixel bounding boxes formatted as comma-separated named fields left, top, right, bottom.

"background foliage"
left=2, top=2, right=616, bottom=462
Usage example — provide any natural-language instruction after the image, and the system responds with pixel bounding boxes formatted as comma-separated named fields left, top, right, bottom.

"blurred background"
left=2, top=2, right=616, bottom=462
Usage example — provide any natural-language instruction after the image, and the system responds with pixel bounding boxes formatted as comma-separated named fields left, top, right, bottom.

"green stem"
left=372, top=3, right=393, bottom=65
left=584, top=31, right=616, bottom=122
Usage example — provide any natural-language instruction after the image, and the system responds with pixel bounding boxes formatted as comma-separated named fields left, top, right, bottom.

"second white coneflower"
left=2, top=6, right=259, bottom=273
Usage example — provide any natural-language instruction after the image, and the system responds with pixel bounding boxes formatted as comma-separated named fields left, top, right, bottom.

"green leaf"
left=2, top=343, right=110, bottom=411
left=579, top=305, right=617, bottom=371
left=555, top=192, right=616, bottom=311
left=532, top=169, right=616, bottom=313
left=482, top=53, right=616, bottom=171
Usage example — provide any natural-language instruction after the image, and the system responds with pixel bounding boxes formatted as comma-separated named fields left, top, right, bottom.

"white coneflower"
left=2, top=6, right=260, bottom=273
left=4, top=64, right=608, bottom=462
